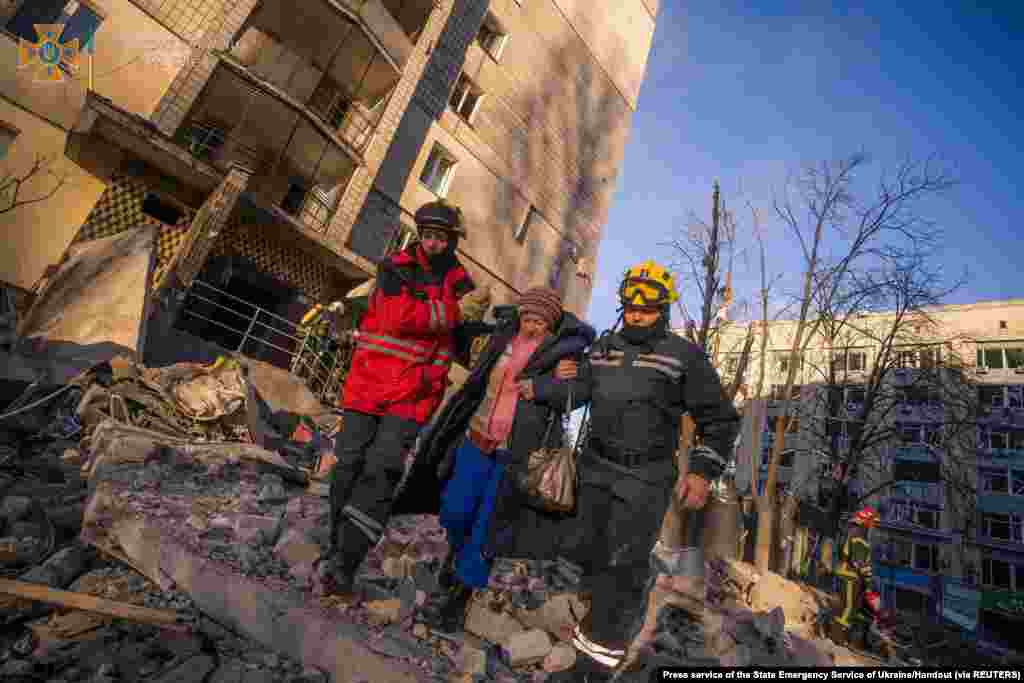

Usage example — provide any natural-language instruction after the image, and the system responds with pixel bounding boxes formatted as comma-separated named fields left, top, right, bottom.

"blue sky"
left=586, top=1, right=1023, bottom=334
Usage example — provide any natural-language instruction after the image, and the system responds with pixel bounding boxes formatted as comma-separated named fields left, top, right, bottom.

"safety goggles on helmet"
left=619, top=277, right=673, bottom=308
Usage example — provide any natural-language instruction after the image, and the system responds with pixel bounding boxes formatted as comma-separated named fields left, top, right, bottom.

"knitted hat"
left=518, top=286, right=563, bottom=329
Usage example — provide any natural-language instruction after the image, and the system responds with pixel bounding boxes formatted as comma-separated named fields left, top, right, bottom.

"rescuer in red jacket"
left=319, top=199, right=477, bottom=597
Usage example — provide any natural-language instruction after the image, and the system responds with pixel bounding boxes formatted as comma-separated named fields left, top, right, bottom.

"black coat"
left=390, top=310, right=596, bottom=531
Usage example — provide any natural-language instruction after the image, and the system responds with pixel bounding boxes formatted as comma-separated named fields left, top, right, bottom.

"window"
left=515, top=206, right=538, bottom=243
left=977, top=345, right=1024, bottom=370
left=476, top=13, right=507, bottom=60
left=776, top=351, right=803, bottom=375
left=980, top=513, right=1024, bottom=543
left=419, top=144, right=456, bottom=196
left=979, top=385, right=1024, bottom=409
left=981, top=429, right=1024, bottom=451
left=832, top=350, right=868, bottom=373
left=1013, top=469, right=1024, bottom=496
left=981, top=468, right=1010, bottom=494
left=886, top=501, right=940, bottom=529
left=281, top=182, right=308, bottom=216
left=981, top=557, right=1015, bottom=590
left=449, top=73, right=484, bottom=123
left=308, top=77, right=351, bottom=129
left=845, top=386, right=866, bottom=406
left=895, top=346, right=940, bottom=370
left=141, top=194, right=184, bottom=225
left=0, top=122, right=18, bottom=160
left=1000, top=321, right=1008, bottom=330
left=769, top=384, right=802, bottom=401
left=7, top=1, right=103, bottom=64
left=886, top=540, right=939, bottom=571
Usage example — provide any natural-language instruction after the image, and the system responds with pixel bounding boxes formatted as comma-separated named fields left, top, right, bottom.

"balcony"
left=175, top=64, right=359, bottom=235
left=223, top=0, right=402, bottom=154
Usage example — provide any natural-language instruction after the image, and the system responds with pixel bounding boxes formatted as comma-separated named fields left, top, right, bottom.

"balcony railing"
left=176, top=279, right=350, bottom=403
left=175, top=64, right=360, bottom=234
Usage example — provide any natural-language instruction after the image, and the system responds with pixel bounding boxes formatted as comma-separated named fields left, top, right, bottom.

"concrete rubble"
left=0, top=354, right=958, bottom=683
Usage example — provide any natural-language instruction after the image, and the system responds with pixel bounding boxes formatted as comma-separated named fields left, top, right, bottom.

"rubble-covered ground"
left=0, top=359, right=1002, bottom=683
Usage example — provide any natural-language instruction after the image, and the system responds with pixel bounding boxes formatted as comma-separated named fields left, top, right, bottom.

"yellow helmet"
left=619, top=260, right=679, bottom=308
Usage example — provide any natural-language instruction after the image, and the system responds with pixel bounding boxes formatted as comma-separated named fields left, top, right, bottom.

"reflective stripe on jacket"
left=342, top=246, right=473, bottom=424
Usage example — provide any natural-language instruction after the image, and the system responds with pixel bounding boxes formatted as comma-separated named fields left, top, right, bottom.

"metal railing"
left=176, top=279, right=351, bottom=404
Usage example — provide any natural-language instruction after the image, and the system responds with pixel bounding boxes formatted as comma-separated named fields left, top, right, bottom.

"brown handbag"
left=517, top=386, right=586, bottom=514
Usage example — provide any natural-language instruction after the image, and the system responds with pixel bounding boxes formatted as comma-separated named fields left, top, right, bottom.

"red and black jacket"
left=341, top=245, right=474, bottom=424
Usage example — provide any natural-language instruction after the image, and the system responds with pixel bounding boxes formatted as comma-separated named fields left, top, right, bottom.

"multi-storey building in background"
left=1, top=0, right=657, bottom=394
left=710, top=298, right=1024, bottom=656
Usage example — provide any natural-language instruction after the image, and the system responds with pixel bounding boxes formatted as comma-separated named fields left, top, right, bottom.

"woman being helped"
left=417, top=286, right=595, bottom=633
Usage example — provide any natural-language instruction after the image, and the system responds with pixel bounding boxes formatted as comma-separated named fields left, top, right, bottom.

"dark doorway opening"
left=174, top=255, right=307, bottom=370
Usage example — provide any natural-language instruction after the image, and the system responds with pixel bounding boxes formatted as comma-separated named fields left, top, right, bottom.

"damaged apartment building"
left=0, top=0, right=658, bottom=397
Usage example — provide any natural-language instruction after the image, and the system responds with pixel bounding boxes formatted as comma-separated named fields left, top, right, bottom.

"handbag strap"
left=540, top=381, right=574, bottom=448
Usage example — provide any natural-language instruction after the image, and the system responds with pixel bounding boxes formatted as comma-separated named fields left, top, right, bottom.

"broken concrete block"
left=754, top=606, right=786, bottom=643
left=542, top=643, right=576, bottom=672
left=365, top=598, right=402, bottom=624
left=465, top=600, right=525, bottom=644
left=233, top=515, right=280, bottom=545
left=457, top=645, right=487, bottom=675
left=413, top=623, right=428, bottom=639
left=274, top=530, right=321, bottom=569
left=501, top=628, right=552, bottom=667
left=514, top=594, right=587, bottom=642
left=257, top=474, right=288, bottom=503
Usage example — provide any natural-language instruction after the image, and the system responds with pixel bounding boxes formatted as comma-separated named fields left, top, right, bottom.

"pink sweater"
left=470, top=333, right=542, bottom=447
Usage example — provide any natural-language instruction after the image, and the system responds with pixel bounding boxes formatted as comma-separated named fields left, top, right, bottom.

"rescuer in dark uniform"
left=551, top=260, right=741, bottom=680
left=832, top=506, right=879, bottom=640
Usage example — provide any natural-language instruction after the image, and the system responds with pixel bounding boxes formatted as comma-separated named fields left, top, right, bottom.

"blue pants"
left=439, top=436, right=508, bottom=589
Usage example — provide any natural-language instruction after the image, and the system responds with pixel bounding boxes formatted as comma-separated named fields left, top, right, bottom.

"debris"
left=501, top=628, right=552, bottom=667
left=514, top=594, right=587, bottom=642
left=0, top=578, right=189, bottom=629
left=457, top=644, right=487, bottom=675
left=465, top=598, right=526, bottom=644
left=365, top=598, right=402, bottom=624
left=542, top=643, right=576, bottom=672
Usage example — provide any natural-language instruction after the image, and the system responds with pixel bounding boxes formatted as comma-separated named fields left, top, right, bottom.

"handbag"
left=516, top=385, right=587, bottom=514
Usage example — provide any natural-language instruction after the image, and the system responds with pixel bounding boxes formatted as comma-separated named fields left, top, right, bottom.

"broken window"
left=308, top=77, right=352, bottom=130
left=419, top=144, right=456, bottom=196
left=141, top=194, right=184, bottom=225
left=476, top=13, right=508, bottom=60
left=178, top=119, right=228, bottom=162
left=449, top=73, right=484, bottom=123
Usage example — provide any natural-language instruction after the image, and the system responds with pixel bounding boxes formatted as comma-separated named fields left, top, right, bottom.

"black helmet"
left=414, top=200, right=466, bottom=238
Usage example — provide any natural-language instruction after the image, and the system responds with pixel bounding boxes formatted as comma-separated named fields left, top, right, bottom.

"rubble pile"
left=0, top=355, right=895, bottom=683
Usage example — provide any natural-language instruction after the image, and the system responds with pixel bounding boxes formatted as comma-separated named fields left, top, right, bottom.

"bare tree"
left=754, top=154, right=957, bottom=573
left=1, top=155, right=68, bottom=216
